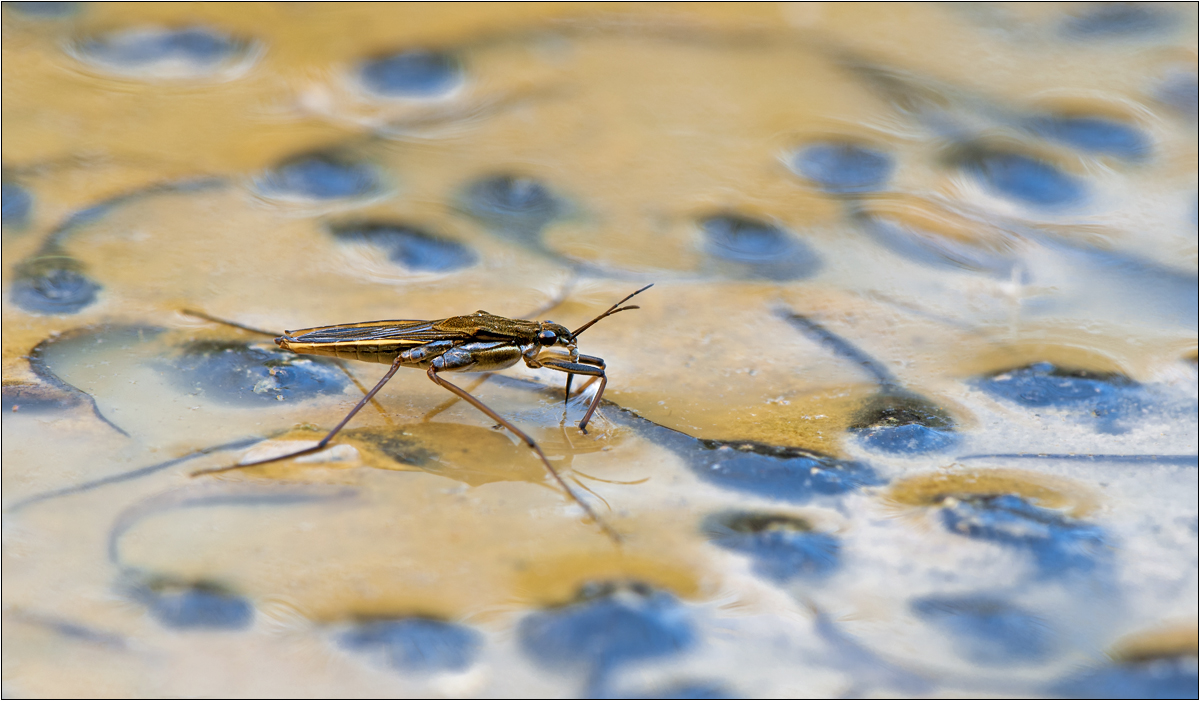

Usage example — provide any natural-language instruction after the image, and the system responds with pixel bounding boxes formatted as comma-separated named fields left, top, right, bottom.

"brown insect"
left=189, top=285, right=652, bottom=542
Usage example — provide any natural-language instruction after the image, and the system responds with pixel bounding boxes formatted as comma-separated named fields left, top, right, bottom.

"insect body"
left=193, top=285, right=652, bottom=543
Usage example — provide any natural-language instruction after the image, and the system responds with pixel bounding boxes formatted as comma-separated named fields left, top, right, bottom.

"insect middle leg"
left=425, top=365, right=621, bottom=543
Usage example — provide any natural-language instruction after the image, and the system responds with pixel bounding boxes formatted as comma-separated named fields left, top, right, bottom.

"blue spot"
left=519, top=582, right=694, bottom=677
left=10, top=265, right=101, bottom=315
left=856, top=423, right=958, bottom=454
left=699, top=214, right=821, bottom=281
left=603, top=406, right=883, bottom=502
left=339, top=618, right=482, bottom=673
left=258, top=152, right=380, bottom=200
left=5, top=2, right=79, bottom=17
left=2, top=181, right=33, bottom=227
left=911, top=595, right=1054, bottom=665
left=76, top=27, right=244, bottom=72
left=458, top=174, right=562, bottom=251
left=849, top=392, right=958, bottom=455
left=138, top=583, right=253, bottom=630
left=1026, top=115, right=1149, bottom=160
left=1053, top=656, right=1198, bottom=699
left=329, top=220, right=476, bottom=272
left=860, top=214, right=1017, bottom=277
left=980, top=363, right=1133, bottom=408
left=360, top=50, right=462, bottom=97
left=168, top=340, right=348, bottom=405
left=690, top=440, right=883, bottom=502
left=790, top=142, right=893, bottom=194
left=704, top=512, right=839, bottom=583
left=961, top=149, right=1084, bottom=207
left=940, top=494, right=1108, bottom=575
left=977, top=362, right=1153, bottom=433
left=1062, top=3, right=1173, bottom=39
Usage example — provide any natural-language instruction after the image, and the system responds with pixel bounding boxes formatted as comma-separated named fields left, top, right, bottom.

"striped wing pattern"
left=284, top=319, right=458, bottom=345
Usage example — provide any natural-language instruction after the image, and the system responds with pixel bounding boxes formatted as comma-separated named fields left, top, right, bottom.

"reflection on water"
left=2, top=3, right=1196, bottom=697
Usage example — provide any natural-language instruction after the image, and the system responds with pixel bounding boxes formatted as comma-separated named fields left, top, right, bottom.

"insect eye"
left=538, top=329, right=558, bottom=345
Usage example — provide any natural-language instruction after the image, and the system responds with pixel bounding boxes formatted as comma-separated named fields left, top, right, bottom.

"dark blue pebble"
left=977, top=362, right=1148, bottom=433
left=704, top=512, right=839, bottom=583
left=78, top=27, right=241, bottom=69
left=855, top=423, right=958, bottom=454
left=979, top=362, right=1134, bottom=408
left=790, top=142, right=894, bottom=194
left=849, top=392, right=957, bottom=455
left=259, top=152, right=380, bottom=200
left=360, top=50, right=462, bottom=97
left=699, top=214, right=821, bottom=281
left=463, top=174, right=558, bottom=218
left=519, top=582, right=694, bottom=675
left=168, top=340, right=347, bottom=406
left=329, top=220, right=476, bottom=272
left=691, top=440, right=883, bottom=502
left=961, top=150, right=1084, bottom=207
left=1053, top=656, right=1198, bottom=699
left=603, top=405, right=883, bottom=502
left=2, top=181, right=33, bottom=227
left=339, top=618, right=482, bottom=673
left=911, top=595, right=1053, bottom=665
left=1062, top=3, right=1173, bottom=39
left=940, top=494, right=1108, bottom=574
left=1025, top=115, right=1149, bottom=160
left=141, top=584, right=253, bottom=630
left=5, top=2, right=79, bottom=17
left=859, top=215, right=1017, bottom=277
left=458, top=174, right=561, bottom=249
left=10, top=267, right=101, bottom=315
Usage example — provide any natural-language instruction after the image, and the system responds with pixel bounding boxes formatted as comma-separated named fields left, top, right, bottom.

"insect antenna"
left=563, top=283, right=653, bottom=406
left=570, top=284, right=654, bottom=338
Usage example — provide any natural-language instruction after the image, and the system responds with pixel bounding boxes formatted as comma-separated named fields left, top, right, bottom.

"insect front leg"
left=534, top=355, right=607, bottom=433
left=424, top=363, right=621, bottom=543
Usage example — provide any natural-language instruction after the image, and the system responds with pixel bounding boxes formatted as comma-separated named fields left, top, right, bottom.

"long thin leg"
left=192, top=355, right=406, bottom=476
left=426, top=366, right=621, bottom=543
left=421, top=373, right=494, bottom=422
left=539, top=356, right=607, bottom=432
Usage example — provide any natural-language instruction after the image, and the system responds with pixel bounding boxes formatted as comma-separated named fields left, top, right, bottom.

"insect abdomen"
left=276, top=338, right=408, bottom=364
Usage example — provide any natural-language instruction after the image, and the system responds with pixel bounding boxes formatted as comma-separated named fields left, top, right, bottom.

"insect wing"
left=283, top=319, right=447, bottom=345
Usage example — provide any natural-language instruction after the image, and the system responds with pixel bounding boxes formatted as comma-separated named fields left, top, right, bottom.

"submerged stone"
left=704, top=511, right=839, bottom=582
left=338, top=617, right=482, bottom=673
left=168, top=340, right=347, bottom=405
left=519, top=581, right=694, bottom=677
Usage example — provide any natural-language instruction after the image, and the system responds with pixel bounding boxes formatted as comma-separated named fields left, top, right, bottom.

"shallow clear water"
left=2, top=3, right=1197, bottom=697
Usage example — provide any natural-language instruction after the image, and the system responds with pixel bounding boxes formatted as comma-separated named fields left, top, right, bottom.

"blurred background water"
left=2, top=3, right=1197, bottom=697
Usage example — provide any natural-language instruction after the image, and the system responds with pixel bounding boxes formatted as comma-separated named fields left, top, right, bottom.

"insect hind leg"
left=193, top=355, right=405, bottom=476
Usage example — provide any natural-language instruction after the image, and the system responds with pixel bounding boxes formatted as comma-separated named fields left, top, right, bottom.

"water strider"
left=189, top=285, right=653, bottom=542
